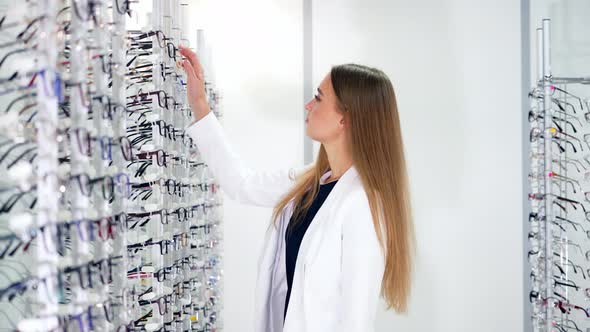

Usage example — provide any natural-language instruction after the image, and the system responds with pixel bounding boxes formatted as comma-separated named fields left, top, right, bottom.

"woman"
left=180, top=45, right=414, bottom=332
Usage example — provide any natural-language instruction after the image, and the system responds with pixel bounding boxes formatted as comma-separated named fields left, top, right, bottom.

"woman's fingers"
left=179, top=45, right=210, bottom=121
left=179, top=45, right=204, bottom=80
left=182, top=59, right=197, bottom=81
left=182, top=59, right=205, bottom=112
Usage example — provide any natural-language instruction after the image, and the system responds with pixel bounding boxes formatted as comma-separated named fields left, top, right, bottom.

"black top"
left=284, top=179, right=338, bottom=320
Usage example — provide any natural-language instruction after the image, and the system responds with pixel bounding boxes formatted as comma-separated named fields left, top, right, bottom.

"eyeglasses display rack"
left=527, top=18, right=590, bottom=332
left=0, top=0, right=224, bottom=331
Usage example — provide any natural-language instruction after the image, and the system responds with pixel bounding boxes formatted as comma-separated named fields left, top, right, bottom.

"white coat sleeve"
left=337, top=190, right=386, bottom=332
left=185, top=111, right=312, bottom=208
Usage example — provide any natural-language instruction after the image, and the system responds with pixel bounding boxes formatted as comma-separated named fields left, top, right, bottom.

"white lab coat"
left=185, top=111, right=385, bottom=332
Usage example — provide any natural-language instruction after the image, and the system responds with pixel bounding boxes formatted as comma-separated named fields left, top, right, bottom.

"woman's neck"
left=323, top=176, right=339, bottom=184
left=323, top=140, right=353, bottom=181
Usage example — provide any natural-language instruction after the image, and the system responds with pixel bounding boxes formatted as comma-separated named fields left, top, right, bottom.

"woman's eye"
left=314, top=94, right=321, bottom=102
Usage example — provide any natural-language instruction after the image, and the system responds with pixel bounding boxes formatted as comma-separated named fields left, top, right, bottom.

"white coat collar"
left=320, top=164, right=358, bottom=185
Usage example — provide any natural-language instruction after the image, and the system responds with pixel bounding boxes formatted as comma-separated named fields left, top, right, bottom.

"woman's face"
left=304, top=74, right=346, bottom=143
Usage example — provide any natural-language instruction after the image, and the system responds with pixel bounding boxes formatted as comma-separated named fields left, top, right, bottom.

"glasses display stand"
left=0, top=0, right=224, bottom=331
left=528, top=17, right=590, bottom=332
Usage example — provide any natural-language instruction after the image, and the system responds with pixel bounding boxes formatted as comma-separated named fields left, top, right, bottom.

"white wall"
left=185, top=0, right=525, bottom=331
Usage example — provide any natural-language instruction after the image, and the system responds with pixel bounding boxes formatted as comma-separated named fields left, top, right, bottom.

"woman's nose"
left=305, top=99, right=314, bottom=112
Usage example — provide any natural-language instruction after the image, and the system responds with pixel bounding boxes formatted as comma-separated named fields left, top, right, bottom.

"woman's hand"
left=179, top=45, right=211, bottom=123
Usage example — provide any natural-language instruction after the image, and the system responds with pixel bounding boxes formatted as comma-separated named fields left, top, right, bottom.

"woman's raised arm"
left=185, top=111, right=311, bottom=207
left=180, top=45, right=308, bottom=207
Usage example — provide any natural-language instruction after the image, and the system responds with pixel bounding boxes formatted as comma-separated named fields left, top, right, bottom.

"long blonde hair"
left=271, top=64, right=415, bottom=313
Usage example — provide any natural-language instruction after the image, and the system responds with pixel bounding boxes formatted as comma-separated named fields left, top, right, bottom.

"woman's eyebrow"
left=317, top=88, right=324, bottom=96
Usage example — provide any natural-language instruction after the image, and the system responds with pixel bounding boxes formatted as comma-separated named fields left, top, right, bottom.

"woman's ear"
left=339, top=113, right=347, bottom=127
